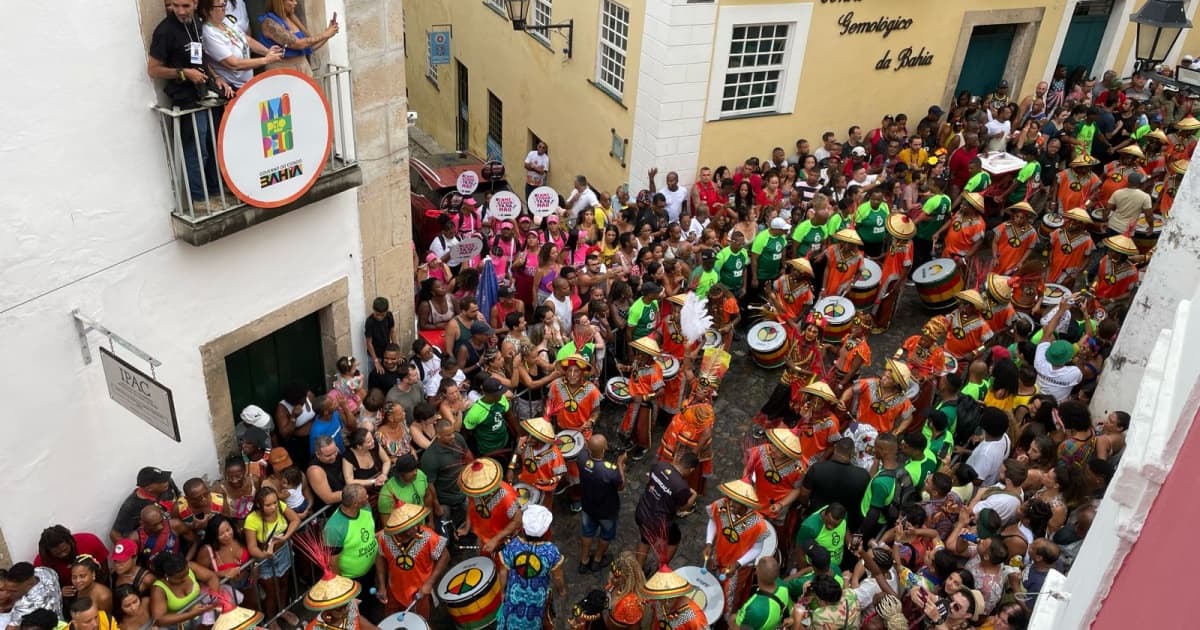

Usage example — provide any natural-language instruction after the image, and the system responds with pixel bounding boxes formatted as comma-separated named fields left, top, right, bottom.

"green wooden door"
left=225, top=311, right=327, bottom=424
left=955, top=25, right=1016, bottom=99
left=1058, top=1, right=1113, bottom=78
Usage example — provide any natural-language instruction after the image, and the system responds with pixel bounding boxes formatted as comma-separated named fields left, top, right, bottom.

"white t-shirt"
left=984, top=117, right=1012, bottom=153
left=852, top=567, right=900, bottom=610
left=813, top=147, right=832, bottom=163
left=972, top=485, right=1023, bottom=523
left=425, top=370, right=467, bottom=398
left=1034, top=342, right=1083, bottom=401
left=524, top=151, right=549, bottom=186
left=661, top=185, right=689, bottom=223
left=567, top=187, right=600, bottom=224
left=966, top=435, right=1011, bottom=486
left=413, top=354, right=442, bottom=393
left=428, top=233, right=460, bottom=263
left=685, top=217, right=708, bottom=242
left=546, top=294, right=573, bottom=332
left=227, top=0, right=251, bottom=34
left=202, top=17, right=253, bottom=87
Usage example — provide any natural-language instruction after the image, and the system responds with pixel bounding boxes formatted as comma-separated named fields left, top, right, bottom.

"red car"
left=410, top=152, right=510, bottom=255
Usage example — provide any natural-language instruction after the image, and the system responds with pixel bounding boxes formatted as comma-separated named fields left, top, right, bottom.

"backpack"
left=877, top=466, right=919, bottom=522
left=948, top=393, right=986, bottom=449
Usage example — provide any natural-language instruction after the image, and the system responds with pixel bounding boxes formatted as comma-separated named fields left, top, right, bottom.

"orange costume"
left=746, top=443, right=807, bottom=513
left=466, top=483, right=520, bottom=546
left=822, top=245, right=864, bottom=298
left=660, top=316, right=689, bottom=359
left=991, top=222, right=1038, bottom=275
left=653, top=599, right=708, bottom=630
left=1047, top=228, right=1096, bottom=285
left=609, top=592, right=644, bottom=628
left=1011, top=273, right=1046, bottom=313
left=1092, top=256, right=1139, bottom=304
left=377, top=526, right=447, bottom=616
left=547, top=379, right=601, bottom=437
left=901, top=336, right=947, bottom=381
left=1097, top=163, right=1147, bottom=207
left=874, top=239, right=913, bottom=330
left=770, top=273, right=815, bottom=322
left=620, top=361, right=665, bottom=449
left=980, top=299, right=1016, bottom=334
left=942, top=215, right=985, bottom=258
left=797, top=411, right=841, bottom=461
left=833, top=334, right=872, bottom=382
left=516, top=441, right=567, bottom=494
left=943, top=309, right=993, bottom=360
left=707, top=498, right=769, bottom=614
left=850, top=378, right=914, bottom=433
left=658, top=400, right=715, bottom=491
left=1159, top=170, right=1185, bottom=215
left=1167, top=134, right=1196, bottom=163
left=1055, top=169, right=1101, bottom=210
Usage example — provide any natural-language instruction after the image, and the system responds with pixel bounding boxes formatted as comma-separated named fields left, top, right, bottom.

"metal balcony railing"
left=154, top=64, right=359, bottom=222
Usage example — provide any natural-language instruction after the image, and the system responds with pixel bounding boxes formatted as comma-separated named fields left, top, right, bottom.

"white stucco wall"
left=0, top=2, right=366, bottom=560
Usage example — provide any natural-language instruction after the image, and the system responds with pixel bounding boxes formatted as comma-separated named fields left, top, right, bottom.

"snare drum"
left=913, top=258, right=963, bottom=312
left=848, top=259, right=882, bottom=309
left=1039, top=212, right=1063, bottom=240
left=675, top=566, right=724, bottom=626
left=604, top=377, right=631, bottom=405
left=512, top=483, right=543, bottom=510
left=555, top=430, right=585, bottom=460
left=378, top=612, right=431, bottom=630
left=703, top=329, right=723, bottom=350
left=1088, top=207, right=1108, bottom=238
left=1043, top=283, right=1069, bottom=308
left=438, top=557, right=502, bottom=630
left=657, top=355, right=680, bottom=379
left=747, top=321, right=788, bottom=369
left=942, top=356, right=959, bottom=377
left=1133, top=213, right=1164, bottom=253
left=816, top=296, right=855, bottom=343
left=906, top=380, right=920, bottom=400
left=759, top=525, right=779, bottom=562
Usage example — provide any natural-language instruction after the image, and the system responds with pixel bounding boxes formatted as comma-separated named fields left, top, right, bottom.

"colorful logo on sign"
left=260, top=95, right=293, bottom=157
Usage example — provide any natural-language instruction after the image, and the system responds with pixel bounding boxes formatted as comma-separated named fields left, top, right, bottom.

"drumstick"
left=397, top=594, right=422, bottom=620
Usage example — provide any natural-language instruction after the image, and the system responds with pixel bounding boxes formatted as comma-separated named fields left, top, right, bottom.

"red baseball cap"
left=112, top=539, right=138, bottom=562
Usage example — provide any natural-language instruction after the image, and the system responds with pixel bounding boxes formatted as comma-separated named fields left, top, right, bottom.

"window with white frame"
left=720, top=23, right=789, bottom=115
left=596, top=0, right=630, bottom=95
left=426, top=50, right=439, bottom=85
left=484, top=0, right=504, bottom=12
left=530, top=0, right=553, bottom=44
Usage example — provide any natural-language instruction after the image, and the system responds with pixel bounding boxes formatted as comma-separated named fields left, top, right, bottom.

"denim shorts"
left=258, top=541, right=293, bottom=579
left=580, top=511, right=618, bottom=541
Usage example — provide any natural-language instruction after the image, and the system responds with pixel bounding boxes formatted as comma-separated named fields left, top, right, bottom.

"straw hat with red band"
left=884, top=358, right=913, bottom=390
left=984, top=273, right=1013, bottom=304
left=631, top=336, right=663, bottom=357
left=962, top=192, right=985, bottom=211
left=520, top=417, right=558, bottom=443
left=1007, top=201, right=1036, bottom=215
left=799, top=381, right=838, bottom=404
left=641, top=567, right=694, bottom=600
left=955, top=289, right=987, bottom=311
left=384, top=502, right=430, bottom=534
left=458, top=458, right=503, bottom=497
left=1117, top=145, right=1146, bottom=160
left=558, top=353, right=592, bottom=372
left=833, top=229, right=864, bottom=246
left=885, top=213, right=916, bottom=239
left=1177, top=116, right=1200, bottom=131
left=1103, top=234, right=1139, bottom=256
left=717, top=479, right=761, bottom=510
left=304, top=574, right=361, bottom=611
left=1063, top=208, right=1094, bottom=224
left=766, top=428, right=805, bottom=460
left=1170, top=159, right=1190, bottom=174
left=786, top=258, right=814, bottom=276
left=213, top=607, right=264, bottom=630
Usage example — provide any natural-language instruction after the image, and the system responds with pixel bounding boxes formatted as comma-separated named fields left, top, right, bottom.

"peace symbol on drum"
left=557, top=433, right=578, bottom=452
left=822, top=302, right=847, bottom=318
left=722, top=526, right=741, bottom=544
left=757, top=326, right=780, bottom=342
left=613, top=381, right=629, bottom=397
left=446, top=567, right=484, bottom=595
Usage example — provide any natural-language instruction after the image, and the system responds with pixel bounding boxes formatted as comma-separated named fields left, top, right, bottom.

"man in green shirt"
left=735, top=557, right=800, bottom=630
left=935, top=373, right=961, bottom=439
left=463, top=378, right=515, bottom=456
left=964, top=157, right=991, bottom=193
left=1076, top=107, right=1100, bottom=157
left=859, top=433, right=903, bottom=539
left=750, top=217, right=790, bottom=295
left=626, top=281, right=662, bottom=341
left=853, top=189, right=890, bottom=257
left=790, top=211, right=842, bottom=258
left=689, top=249, right=720, bottom=298
left=1005, top=144, right=1041, bottom=203
left=912, top=180, right=952, bottom=271
left=714, top=231, right=750, bottom=297
left=901, top=433, right=937, bottom=491
left=795, top=503, right=848, bottom=568
left=378, top=456, right=434, bottom=522
left=323, top=484, right=382, bottom=619
left=922, top=408, right=953, bottom=463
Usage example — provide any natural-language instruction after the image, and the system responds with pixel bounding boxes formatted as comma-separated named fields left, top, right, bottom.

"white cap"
left=1184, top=54, right=1195, bottom=64
left=851, top=146, right=868, bottom=157
left=522, top=504, right=553, bottom=537
left=770, top=217, right=791, bottom=231
left=240, top=404, right=273, bottom=430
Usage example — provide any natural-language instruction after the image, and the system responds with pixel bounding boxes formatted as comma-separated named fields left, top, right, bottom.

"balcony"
left=155, top=64, right=362, bottom=246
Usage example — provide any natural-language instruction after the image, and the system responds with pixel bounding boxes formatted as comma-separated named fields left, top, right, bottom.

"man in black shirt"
left=635, top=452, right=698, bottom=569
left=801, top=438, right=869, bottom=533
left=577, top=435, right=627, bottom=574
left=364, top=297, right=396, bottom=374
left=147, top=0, right=234, bottom=209
left=367, top=343, right=404, bottom=393
left=110, top=467, right=174, bottom=543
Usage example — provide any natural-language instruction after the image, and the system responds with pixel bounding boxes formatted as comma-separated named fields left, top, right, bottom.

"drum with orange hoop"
left=1039, top=212, right=1063, bottom=240
left=748, top=321, right=788, bottom=369
left=815, top=296, right=856, bottom=343
left=913, top=258, right=963, bottom=312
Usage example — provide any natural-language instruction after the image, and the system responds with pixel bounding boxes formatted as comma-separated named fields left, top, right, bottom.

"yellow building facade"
left=405, top=0, right=1195, bottom=196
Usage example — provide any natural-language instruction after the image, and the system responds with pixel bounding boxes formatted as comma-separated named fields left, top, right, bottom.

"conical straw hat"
left=641, top=567, right=693, bottom=600
left=304, top=574, right=361, bottom=611
left=718, top=479, right=761, bottom=510
left=213, top=607, right=263, bottom=630
left=1103, top=234, right=1139, bottom=256
left=458, top=458, right=503, bottom=497
left=766, top=428, right=804, bottom=460
left=520, top=417, right=557, bottom=443
left=384, top=502, right=430, bottom=534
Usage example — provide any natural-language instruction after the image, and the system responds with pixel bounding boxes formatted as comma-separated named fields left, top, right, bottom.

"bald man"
left=135, top=505, right=181, bottom=567
left=576, top=435, right=627, bottom=573
left=545, top=276, right=574, bottom=333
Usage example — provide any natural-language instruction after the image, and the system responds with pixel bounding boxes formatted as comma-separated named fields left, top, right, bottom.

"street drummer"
left=1046, top=208, right=1096, bottom=286
left=657, top=294, right=697, bottom=428
left=752, top=313, right=828, bottom=434
left=934, top=192, right=986, bottom=286
left=1165, top=115, right=1199, bottom=163
left=980, top=273, right=1018, bottom=338
left=943, top=290, right=995, bottom=365
left=840, top=359, right=915, bottom=434
left=989, top=202, right=1039, bottom=276
left=509, top=417, right=567, bottom=505
left=812, top=229, right=864, bottom=299
left=896, top=317, right=950, bottom=419
left=792, top=382, right=844, bottom=461
left=1052, top=154, right=1101, bottom=214
left=658, top=359, right=724, bottom=497
left=302, top=559, right=379, bottom=630
left=617, top=337, right=665, bottom=461
left=764, top=258, right=815, bottom=327
left=703, top=480, right=769, bottom=619
left=1158, top=158, right=1188, bottom=215
left=642, top=563, right=709, bottom=630
left=745, top=428, right=806, bottom=566
left=1091, top=235, right=1144, bottom=313
left=829, top=313, right=872, bottom=392
left=1097, top=145, right=1148, bottom=208
left=546, top=353, right=602, bottom=511
left=706, top=284, right=741, bottom=351
left=872, top=214, right=915, bottom=333
left=457, top=458, right=523, bottom=556
left=374, top=503, right=449, bottom=619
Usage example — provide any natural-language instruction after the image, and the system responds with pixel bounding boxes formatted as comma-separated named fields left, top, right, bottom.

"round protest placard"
left=489, top=190, right=522, bottom=220
left=449, top=236, right=484, bottom=266
left=456, top=170, right=480, bottom=195
left=527, top=186, right=559, bottom=218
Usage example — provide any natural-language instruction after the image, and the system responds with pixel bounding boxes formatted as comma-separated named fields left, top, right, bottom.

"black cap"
left=237, top=424, right=270, bottom=449
left=641, top=281, right=663, bottom=296
left=470, top=321, right=494, bottom=335
left=137, top=466, right=172, bottom=487
left=497, top=285, right=514, bottom=297
left=804, top=542, right=832, bottom=570
left=701, top=249, right=716, bottom=261
left=481, top=377, right=507, bottom=395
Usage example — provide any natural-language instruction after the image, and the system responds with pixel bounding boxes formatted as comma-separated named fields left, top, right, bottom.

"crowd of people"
left=8, top=28, right=1182, bottom=630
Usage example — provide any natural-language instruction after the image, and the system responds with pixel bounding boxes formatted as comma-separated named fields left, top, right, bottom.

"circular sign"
left=440, top=191, right=465, bottom=212
left=456, top=170, right=480, bottom=195
left=527, top=186, right=559, bottom=218
left=482, top=160, right=506, bottom=181
left=449, top=236, right=484, bottom=266
left=217, top=69, right=333, bottom=208
left=489, top=191, right=522, bottom=220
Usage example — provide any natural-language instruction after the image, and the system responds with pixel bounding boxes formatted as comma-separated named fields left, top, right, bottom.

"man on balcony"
left=147, top=0, right=234, bottom=213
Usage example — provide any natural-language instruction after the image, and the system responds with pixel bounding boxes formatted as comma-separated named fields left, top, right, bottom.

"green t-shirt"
left=917, top=194, right=952, bottom=240
left=1008, top=161, right=1041, bottom=202
left=714, top=246, right=750, bottom=292
left=923, top=426, right=952, bottom=462
left=626, top=298, right=659, bottom=339
left=854, top=202, right=890, bottom=244
left=791, top=215, right=842, bottom=256
left=463, top=396, right=512, bottom=455
left=782, top=570, right=844, bottom=596
left=736, top=580, right=797, bottom=630
left=691, top=267, right=720, bottom=299
left=960, top=381, right=987, bottom=402
left=795, top=507, right=848, bottom=567
left=935, top=399, right=959, bottom=440
left=965, top=171, right=992, bottom=193
left=904, top=452, right=938, bottom=492
left=323, top=507, right=379, bottom=578
left=1077, top=122, right=1096, bottom=156
left=555, top=339, right=595, bottom=362
left=378, top=470, right=429, bottom=517
left=750, top=230, right=787, bottom=280
left=861, top=468, right=899, bottom=523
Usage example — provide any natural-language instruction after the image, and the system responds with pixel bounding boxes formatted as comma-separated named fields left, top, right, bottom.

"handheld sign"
left=482, top=160, right=506, bottom=181
left=527, top=186, right=559, bottom=218
left=440, top=191, right=465, bottom=212
left=449, top=236, right=484, bottom=266
left=489, top=191, right=522, bottom=220
left=456, top=170, right=480, bottom=195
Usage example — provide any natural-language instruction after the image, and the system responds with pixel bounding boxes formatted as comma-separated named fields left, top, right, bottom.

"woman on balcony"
left=257, top=0, right=340, bottom=77
left=199, top=0, right=282, bottom=92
